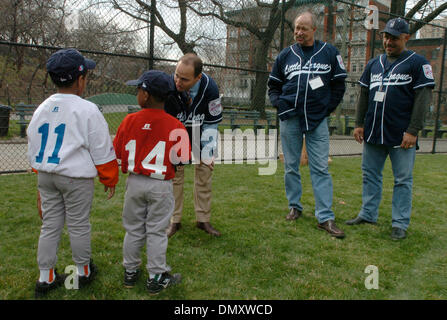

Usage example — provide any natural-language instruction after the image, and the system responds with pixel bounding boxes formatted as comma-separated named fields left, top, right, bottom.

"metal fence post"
left=432, top=28, right=447, bottom=154
left=276, top=0, right=286, bottom=160
left=370, top=27, right=376, bottom=60
left=148, top=0, right=156, bottom=70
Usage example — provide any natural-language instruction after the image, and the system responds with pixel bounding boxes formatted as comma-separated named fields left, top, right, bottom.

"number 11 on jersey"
left=36, top=123, right=66, bottom=164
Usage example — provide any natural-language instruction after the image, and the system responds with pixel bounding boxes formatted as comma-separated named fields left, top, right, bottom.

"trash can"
left=0, top=105, right=12, bottom=137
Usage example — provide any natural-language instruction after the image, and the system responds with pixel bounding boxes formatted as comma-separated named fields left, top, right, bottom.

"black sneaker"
left=78, top=259, right=98, bottom=288
left=391, top=227, right=406, bottom=240
left=124, top=269, right=141, bottom=288
left=146, top=272, right=181, bottom=295
left=34, top=269, right=66, bottom=298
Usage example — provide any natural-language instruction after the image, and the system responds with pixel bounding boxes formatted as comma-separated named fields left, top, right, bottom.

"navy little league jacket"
left=165, top=72, right=222, bottom=128
left=164, top=72, right=222, bottom=157
left=359, top=50, right=435, bottom=146
left=268, top=40, right=347, bottom=132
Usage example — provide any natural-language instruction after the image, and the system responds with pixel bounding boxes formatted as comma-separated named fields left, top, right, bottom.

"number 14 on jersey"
left=125, top=140, right=167, bottom=180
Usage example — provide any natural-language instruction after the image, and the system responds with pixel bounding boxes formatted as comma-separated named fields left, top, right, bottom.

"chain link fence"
left=1, top=0, right=446, bottom=173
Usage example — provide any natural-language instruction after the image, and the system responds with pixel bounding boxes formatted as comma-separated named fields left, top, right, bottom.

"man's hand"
left=353, top=127, right=364, bottom=144
left=400, top=132, right=417, bottom=149
left=201, top=157, right=215, bottom=171
left=104, top=186, right=115, bottom=199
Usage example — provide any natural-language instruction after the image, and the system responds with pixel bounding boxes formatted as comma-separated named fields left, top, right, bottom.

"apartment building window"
left=260, top=12, right=269, bottom=21
left=239, top=53, right=249, bottom=63
left=359, top=0, right=368, bottom=6
left=352, top=64, right=357, bottom=73
left=228, top=41, right=237, bottom=51
left=359, top=47, right=365, bottom=56
left=240, top=40, right=250, bottom=50
left=227, top=56, right=238, bottom=66
left=240, top=29, right=250, bottom=37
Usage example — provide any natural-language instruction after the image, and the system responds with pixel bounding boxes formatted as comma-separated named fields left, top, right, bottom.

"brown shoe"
left=196, top=222, right=221, bottom=237
left=317, top=220, right=345, bottom=238
left=286, top=208, right=302, bottom=221
left=167, top=223, right=181, bottom=238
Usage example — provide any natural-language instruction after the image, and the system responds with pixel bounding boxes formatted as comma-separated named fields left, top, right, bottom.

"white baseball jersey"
left=27, top=93, right=116, bottom=178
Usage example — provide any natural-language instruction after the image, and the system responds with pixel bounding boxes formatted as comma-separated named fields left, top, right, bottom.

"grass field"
left=0, top=154, right=446, bottom=300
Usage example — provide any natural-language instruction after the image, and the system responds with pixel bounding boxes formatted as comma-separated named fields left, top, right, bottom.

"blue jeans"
left=280, top=116, right=334, bottom=223
left=358, top=142, right=416, bottom=230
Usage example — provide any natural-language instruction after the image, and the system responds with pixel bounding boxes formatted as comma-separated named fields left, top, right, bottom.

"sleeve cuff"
left=406, top=127, right=419, bottom=136
left=95, top=159, right=119, bottom=187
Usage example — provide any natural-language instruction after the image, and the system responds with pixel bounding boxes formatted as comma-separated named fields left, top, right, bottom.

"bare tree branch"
left=409, top=2, right=447, bottom=34
left=405, top=0, right=429, bottom=20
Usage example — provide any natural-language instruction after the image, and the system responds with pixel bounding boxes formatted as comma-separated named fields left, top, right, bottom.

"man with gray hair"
left=268, top=11, right=347, bottom=238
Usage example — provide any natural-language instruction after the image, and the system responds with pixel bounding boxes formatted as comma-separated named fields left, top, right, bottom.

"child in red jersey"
left=114, top=70, right=190, bottom=294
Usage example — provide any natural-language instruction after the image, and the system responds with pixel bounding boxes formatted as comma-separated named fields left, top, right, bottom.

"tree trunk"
left=326, top=1, right=334, bottom=43
left=0, top=1, right=19, bottom=89
left=336, top=1, right=351, bottom=135
left=178, top=41, right=196, bottom=54
left=250, top=40, right=270, bottom=118
left=27, top=64, right=42, bottom=104
left=390, top=0, right=407, bottom=16
left=0, top=45, right=13, bottom=90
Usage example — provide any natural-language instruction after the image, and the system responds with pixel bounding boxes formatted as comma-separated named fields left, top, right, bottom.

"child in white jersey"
left=27, top=48, right=119, bottom=298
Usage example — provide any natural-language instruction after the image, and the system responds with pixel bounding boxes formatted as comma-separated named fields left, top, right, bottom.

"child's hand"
left=104, top=186, right=115, bottom=199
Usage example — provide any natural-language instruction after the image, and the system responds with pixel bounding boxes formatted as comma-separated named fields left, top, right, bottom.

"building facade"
left=223, top=0, right=391, bottom=110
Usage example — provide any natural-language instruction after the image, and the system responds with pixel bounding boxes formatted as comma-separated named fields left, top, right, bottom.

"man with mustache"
left=346, top=18, right=435, bottom=240
left=268, top=11, right=347, bottom=238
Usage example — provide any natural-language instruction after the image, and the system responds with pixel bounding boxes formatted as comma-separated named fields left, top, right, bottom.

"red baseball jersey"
left=114, top=108, right=190, bottom=180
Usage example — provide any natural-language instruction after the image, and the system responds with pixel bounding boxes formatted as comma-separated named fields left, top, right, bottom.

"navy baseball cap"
left=126, top=70, right=173, bottom=97
left=381, top=18, right=409, bottom=36
left=47, top=48, right=96, bottom=82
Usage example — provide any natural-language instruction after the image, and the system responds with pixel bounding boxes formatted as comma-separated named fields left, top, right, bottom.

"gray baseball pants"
left=122, top=173, right=174, bottom=275
left=37, top=172, right=94, bottom=270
